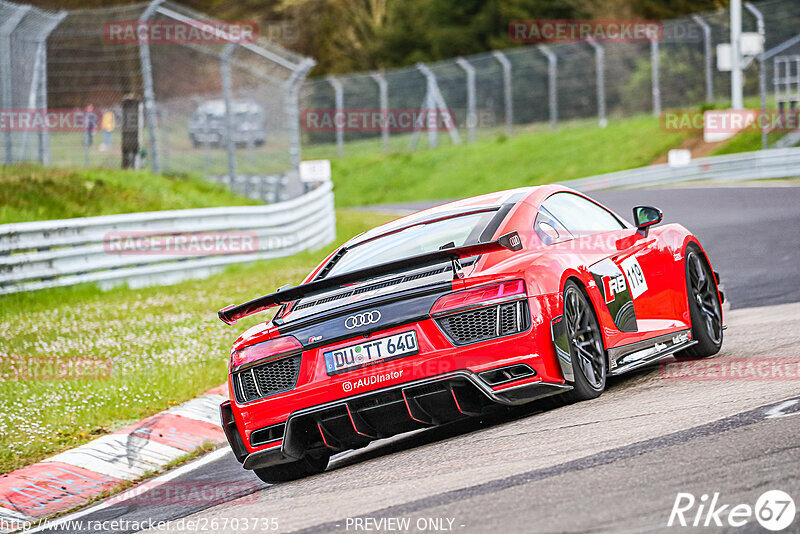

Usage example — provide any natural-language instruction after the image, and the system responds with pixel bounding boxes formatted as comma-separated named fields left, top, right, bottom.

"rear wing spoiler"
left=217, top=231, right=523, bottom=325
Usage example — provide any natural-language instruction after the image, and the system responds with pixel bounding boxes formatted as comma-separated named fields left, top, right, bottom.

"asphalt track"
left=37, top=186, right=800, bottom=534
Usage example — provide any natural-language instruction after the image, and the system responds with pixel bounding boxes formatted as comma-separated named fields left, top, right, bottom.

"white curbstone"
left=41, top=435, right=187, bottom=481
left=165, top=394, right=226, bottom=427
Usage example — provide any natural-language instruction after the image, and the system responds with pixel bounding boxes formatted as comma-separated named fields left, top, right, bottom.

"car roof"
left=196, top=100, right=262, bottom=114
left=347, top=186, right=570, bottom=247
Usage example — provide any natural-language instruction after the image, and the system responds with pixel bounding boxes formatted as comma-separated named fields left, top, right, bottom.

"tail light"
left=430, top=279, right=526, bottom=317
left=231, top=336, right=302, bottom=371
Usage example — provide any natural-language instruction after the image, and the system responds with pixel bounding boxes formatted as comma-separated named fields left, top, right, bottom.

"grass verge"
left=711, top=129, right=788, bottom=156
left=0, top=164, right=259, bottom=224
left=330, top=115, right=689, bottom=207
left=0, top=210, right=395, bottom=474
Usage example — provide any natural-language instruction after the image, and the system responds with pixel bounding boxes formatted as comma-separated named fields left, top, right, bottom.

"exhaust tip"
left=479, top=364, right=536, bottom=386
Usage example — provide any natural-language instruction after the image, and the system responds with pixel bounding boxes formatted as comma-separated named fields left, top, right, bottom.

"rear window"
left=325, top=211, right=495, bottom=277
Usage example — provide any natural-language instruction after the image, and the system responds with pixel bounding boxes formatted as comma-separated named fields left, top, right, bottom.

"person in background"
left=100, top=110, right=115, bottom=151
left=85, top=104, right=98, bottom=147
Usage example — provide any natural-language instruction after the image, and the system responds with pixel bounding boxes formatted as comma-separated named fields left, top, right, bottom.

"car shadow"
left=324, top=363, right=663, bottom=473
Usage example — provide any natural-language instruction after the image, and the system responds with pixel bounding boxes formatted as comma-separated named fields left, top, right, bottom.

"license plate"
left=323, top=330, right=418, bottom=375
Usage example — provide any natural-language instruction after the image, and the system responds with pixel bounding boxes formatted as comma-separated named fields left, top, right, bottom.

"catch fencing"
left=1, top=0, right=799, bottom=192
left=0, top=181, right=335, bottom=295
left=0, top=0, right=313, bottom=198
left=304, top=0, right=800, bottom=157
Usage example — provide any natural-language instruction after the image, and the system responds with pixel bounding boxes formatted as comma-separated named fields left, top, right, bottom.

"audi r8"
left=218, top=185, right=724, bottom=483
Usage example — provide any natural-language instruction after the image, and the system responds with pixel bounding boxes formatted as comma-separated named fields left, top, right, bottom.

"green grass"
left=0, top=165, right=260, bottom=224
left=329, top=115, right=689, bottom=207
left=707, top=95, right=794, bottom=156
left=712, top=129, right=791, bottom=156
left=712, top=131, right=764, bottom=156
left=0, top=210, right=395, bottom=474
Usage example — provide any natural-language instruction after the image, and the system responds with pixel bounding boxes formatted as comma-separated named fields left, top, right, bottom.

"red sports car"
left=218, top=186, right=724, bottom=482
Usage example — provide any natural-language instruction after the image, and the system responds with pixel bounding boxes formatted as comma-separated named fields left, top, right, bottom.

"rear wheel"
left=253, top=451, right=330, bottom=484
left=562, top=281, right=607, bottom=402
left=675, top=246, right=723, bottom=360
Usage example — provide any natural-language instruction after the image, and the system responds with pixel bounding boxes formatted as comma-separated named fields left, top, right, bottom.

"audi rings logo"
left=345, top=310, right=381, bottom=329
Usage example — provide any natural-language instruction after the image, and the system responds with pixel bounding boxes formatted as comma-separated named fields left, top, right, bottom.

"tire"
left=675, top=245, right=723, bottom=360
left=561, top=281, right=607, bottom=402
left=253, top=452, right=330, bottom=484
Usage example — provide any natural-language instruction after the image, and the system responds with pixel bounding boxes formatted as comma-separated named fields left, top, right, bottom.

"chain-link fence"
left=302, top=0, right=800, bottom=159
left=1, top=0, right=314, bottom=199
left=1, top=0, right=799, bottom=184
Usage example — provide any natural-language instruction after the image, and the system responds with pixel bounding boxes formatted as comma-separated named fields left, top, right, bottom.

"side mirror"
left=632, top=206, right=663, bottom=236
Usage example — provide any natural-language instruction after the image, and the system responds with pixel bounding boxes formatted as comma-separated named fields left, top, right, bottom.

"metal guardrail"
left=206, top=174, right=288, bottom=204
left=2, top=147, right=798, bottom=295
left=0, top=182, right=335, bottom=295
left=564, top=147, right=800, bottom=191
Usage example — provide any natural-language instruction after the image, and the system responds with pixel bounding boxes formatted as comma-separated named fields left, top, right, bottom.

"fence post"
left=492, top=51, right=513, bottom=136
left=651, top=37, right=661, bottom=117
left=587, top=39, right=607, bottom=128
left=745, top=2, right=766, bottom=149
left=1, top=5, right=31, bottom=165
left=425, top=72, right=437, bottom=149
left=759, top=55, right=769, bottom=149
left=411, top=64, right=438, bottom=149
left=327, top=76, right=344, bottom=157
left=160, top=107, right=170, bottom=171
left=220, top=43, right=237, bottom=184
left=731, top=0, right=746, bottom=109
left=455, top=57, right=477, bottom=143
left=369, top=72, right=390, bottom=152
left=539, top=46, right=558, bottom=129
left=37, top=11, right=66, bottom=165
left=138, top=0, right=164, bottom=174
left=411, top=63, right=461, bottom=150
left=283, top=57, right=315, bottom=199
left=691, top=15, right=713, bottom=103
left=19, top=40, right=43, bottom=162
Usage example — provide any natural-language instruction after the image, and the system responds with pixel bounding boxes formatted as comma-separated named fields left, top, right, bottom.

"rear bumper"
left=223, top=293, right=567, bottom=468
left=227, top=370, right=570, bottom=470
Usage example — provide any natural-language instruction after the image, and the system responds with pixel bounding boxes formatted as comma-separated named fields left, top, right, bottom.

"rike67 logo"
left=668, top=490, right=796, bottom=531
